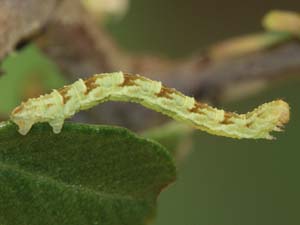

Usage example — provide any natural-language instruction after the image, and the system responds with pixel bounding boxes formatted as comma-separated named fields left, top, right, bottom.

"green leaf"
left=0, top=122, right=176, bottom=225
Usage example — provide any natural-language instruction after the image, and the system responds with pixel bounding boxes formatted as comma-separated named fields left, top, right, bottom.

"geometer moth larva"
left=10, top=72, right=290, bottom=139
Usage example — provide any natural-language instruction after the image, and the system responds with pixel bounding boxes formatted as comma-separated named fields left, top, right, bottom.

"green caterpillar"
left=10, top=72, right=290, bottom=139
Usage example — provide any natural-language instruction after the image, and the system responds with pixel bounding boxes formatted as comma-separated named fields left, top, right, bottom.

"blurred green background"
left=107, top=1, right=300, bottom=225
left=1, top=0, right=299, bottom=224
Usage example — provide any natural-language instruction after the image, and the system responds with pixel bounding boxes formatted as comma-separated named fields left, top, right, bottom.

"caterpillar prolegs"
left=10, top=72, right=290, bottom=139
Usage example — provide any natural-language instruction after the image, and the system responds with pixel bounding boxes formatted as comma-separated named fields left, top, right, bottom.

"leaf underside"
left=0, top=122, right=176, bottom=225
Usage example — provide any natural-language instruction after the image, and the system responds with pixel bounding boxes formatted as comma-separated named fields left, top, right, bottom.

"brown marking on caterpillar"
left=246, top=121, right=253, bottom=128
left=59, top=86, right=71, bottom=104
left=84, top=76, right=99, bottom=94
left=120, top=74, right=140, bottom=87
left=156, top=86, right=175, bottom=99
left=47, top=103, right=54, bottom=107
left=220, top=112, right=235, bottom=125
left=12, top=104, right=24, bottom=115
left=189, top=102, right=208, bottom=114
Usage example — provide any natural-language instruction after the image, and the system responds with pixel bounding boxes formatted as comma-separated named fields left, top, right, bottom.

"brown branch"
left=35, top=2, right=300, bottom=97
left=193, top=41, right=300, bottom=100
left=0, top=0, right=59, bottom=59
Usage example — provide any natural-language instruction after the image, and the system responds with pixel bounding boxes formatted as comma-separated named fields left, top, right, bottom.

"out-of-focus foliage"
left=106, top=1, right=300, bottom=225
left=209, top=32, right=291, bottom=60
left=263, top=10, right=300, bottom=36
left=0, top=45, right=66, bottom=117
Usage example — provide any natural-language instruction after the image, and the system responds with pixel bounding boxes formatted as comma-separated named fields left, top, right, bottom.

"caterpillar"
left=10, top=72, right=290, bottom=139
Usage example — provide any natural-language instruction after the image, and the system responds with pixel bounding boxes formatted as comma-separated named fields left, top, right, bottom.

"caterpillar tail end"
left=274, top=100, right=290, bottom=130
left=262, top=99, right=290, bottom=140
left=275, top=100, right=290, bottom=126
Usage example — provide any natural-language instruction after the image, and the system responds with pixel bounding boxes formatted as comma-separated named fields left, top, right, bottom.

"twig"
left=0, top=0, right=59, bottom=59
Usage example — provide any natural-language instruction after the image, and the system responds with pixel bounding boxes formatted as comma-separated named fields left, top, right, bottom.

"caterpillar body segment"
left=10, top=72, right=290, bottom=139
